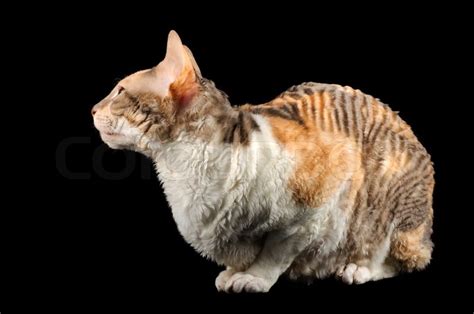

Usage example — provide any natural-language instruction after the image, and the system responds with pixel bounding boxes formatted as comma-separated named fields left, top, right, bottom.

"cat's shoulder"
left=278, top=82, right=359, bottom=99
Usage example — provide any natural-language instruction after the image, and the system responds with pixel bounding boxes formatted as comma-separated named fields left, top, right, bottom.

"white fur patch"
left=370, top=223, right=397, bottom=280
left=154, top=116, right=297, bottom=265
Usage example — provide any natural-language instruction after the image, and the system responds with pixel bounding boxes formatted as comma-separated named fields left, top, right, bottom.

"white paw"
left=337, top=263, right=372, bottom=284
left=215, top=268, right=237, bottom=292
left=224, top=272, right=272, bottom=293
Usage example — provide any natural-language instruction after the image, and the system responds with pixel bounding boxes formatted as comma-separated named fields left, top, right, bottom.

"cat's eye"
left=112, top=86, right=125, bottom=99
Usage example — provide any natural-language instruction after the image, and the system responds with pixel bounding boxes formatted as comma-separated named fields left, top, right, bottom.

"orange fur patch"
left=391, top=215, right=433, bottom=271
left=267, top=114, right=361, bottom=208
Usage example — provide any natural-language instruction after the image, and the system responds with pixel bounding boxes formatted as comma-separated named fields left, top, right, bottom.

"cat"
left=92, top=30, right=434, bottom=293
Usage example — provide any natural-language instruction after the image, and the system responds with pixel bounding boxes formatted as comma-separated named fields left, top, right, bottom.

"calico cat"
left=92, top=31, right=434, bottom=293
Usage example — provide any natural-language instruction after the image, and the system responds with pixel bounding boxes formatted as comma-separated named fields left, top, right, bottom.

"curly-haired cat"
left=92, top=31, right=434, bottom=293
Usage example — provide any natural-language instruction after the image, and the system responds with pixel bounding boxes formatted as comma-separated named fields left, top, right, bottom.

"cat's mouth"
left=101, top=131, right=122, bottom=138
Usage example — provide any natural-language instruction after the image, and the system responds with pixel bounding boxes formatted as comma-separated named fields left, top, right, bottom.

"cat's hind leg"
left=390, top=217, right=433, bottom=272
left=336, top=225, right=398, bottom=284
left=336, top=260, right=398, bottom=284
left=336, top=263, right=372, bottom=284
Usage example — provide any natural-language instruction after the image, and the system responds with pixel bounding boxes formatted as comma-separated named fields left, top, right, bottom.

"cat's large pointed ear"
left=154, top=30, right=201, bottom=108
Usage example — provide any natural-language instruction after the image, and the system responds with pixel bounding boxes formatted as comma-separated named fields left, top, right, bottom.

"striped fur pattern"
left=92, top=31, right=434, bottom=292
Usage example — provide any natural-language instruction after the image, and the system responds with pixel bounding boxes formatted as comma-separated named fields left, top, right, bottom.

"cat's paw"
left=215, top=268, right=237, bottom=291
left=224, top=272, right=272, bottom=293
left=336, top=263, right=372, bottom=284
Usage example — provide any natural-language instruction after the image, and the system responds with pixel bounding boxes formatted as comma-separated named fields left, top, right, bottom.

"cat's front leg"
left=215, top=267, right=238, bottom=291
left=223, top=225, right=312, bottom=293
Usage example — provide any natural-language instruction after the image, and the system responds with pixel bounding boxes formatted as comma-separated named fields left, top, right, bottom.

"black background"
left=39, top=3, right=468, bottom=311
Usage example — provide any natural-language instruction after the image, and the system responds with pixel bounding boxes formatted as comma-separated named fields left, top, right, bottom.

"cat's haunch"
left=92, top=30, right=434, bottom=293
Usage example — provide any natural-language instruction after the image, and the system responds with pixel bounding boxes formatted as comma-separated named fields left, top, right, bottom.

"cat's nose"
left=92, top=102, right=105, bottom=116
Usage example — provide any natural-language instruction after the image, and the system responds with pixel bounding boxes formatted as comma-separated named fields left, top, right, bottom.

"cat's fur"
left=92, top=31, right=434, bottom=293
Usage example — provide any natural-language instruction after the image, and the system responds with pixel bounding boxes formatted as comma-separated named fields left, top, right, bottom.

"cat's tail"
left=390, top=207, right=433, bottom=272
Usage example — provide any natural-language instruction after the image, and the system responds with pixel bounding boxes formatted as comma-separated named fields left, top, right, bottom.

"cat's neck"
left=152, top=127, right=226, bottom=173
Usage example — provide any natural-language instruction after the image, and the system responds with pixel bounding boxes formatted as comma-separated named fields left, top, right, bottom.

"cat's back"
left=244, top=82, right=420, bottom=148
left=270, top=82, right=431, bottom=163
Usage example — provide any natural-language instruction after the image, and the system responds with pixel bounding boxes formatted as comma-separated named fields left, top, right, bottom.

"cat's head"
left=91, top=30, right=229, bottom=153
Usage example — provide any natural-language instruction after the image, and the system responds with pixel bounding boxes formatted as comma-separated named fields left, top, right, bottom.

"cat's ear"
left=183, top=45, right=202, bottom=78
left=154, top=30, right=201, bottom=108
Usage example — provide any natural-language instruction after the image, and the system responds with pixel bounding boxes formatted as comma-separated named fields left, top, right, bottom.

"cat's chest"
left=154, top=121, right=297, bottom=255
left=158, top=165, right=250, bottom=255
left=155, top=142, right=235, bottom=244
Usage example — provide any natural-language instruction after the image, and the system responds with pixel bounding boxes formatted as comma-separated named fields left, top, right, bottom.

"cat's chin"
left=105, top=142, right=134, bottom=150
left=100, top=132, right=129, bottom=149
left=100, top=132, right=124, bottom=142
